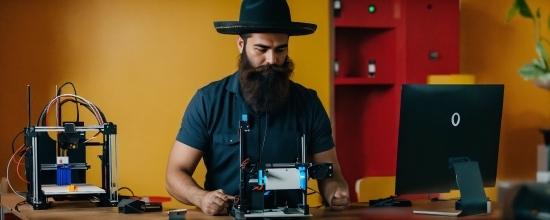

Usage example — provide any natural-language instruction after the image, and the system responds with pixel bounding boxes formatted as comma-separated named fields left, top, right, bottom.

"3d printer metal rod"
left=34, top=125, right=105, bottom=132
left=113, top=134, right=119, bottom=202
left=249, top=163, right=311, bottom=168
left=55, top=85, right=59, bottom=127
left=27, top=85, right=30, bottom=128
left=32, top=136, right=40, bottom=205
left=108, top=134, right=119, bottom=202
left=238, top=116, right=249, bottom=212
left=301, top=134, right=306, bottom=163
left=41, top=163, right=89, bottom=170
left=301, top=134, right=307, bottom=212
left=266, top=163, right=300, bottom=168
left=239, top=127, right=245, bottom=208
left=109, top=134, right=112, bottom=200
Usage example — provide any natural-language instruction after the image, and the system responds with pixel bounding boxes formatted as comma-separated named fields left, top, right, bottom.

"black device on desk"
left=393, top=84, right=504, bottom=216
left=117, top=198, right=162, bottom=214
left=229, top=114, right=333, bottom=219
left=369, top=196, right=411, bottom=207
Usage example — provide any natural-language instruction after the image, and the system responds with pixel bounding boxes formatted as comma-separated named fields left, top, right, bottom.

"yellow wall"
left=2, top=0, right=546, bottom=209
left=0, top=0, right=330, bottom=209
left=460, top=0, right=550, bottom=181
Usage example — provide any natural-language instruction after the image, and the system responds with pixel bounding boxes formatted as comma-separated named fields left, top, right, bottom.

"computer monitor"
left=395, top=84, right=504, bottom=196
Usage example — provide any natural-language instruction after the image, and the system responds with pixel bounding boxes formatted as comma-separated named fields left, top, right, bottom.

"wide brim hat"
left=214, top=0, right=317, bottom=36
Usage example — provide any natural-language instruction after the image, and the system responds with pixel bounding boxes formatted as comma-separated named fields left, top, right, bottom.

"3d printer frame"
left=24, top=122, right=119, bottom=210
left=230, top=115, right=333, bottom=219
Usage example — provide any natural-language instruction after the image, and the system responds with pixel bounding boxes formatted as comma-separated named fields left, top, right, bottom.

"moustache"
left=244, top=64, right=289, bottom=82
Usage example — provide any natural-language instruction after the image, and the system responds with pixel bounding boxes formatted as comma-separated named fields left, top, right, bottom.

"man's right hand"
left=199, top=189, right=235, bottom=215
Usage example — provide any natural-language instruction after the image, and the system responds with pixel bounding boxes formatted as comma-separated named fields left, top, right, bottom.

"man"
left=166, top=0, right=349, bottom=216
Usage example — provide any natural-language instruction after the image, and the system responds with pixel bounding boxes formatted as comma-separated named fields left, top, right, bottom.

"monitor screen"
left=395, top=84, right=504, bottom=195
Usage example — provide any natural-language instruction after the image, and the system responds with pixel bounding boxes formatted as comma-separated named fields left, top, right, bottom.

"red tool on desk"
left=128, top=196, right=171, bottom=203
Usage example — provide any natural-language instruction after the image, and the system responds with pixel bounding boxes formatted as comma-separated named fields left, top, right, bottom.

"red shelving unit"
left=333, top=0, right=460, bottom=202
left=334, top=27, right=397, bottom=85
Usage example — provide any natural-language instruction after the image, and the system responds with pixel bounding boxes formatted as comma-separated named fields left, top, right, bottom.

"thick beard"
left=238, top=50, right=294, bottom=115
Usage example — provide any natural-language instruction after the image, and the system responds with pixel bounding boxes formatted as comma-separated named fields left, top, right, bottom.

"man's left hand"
left=329, top=186, right=350, bottom=211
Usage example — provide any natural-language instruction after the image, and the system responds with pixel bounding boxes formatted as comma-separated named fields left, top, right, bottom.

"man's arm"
left=166, top=140, right=233, bottom=215
left=311, top=147, right=350, bottom=210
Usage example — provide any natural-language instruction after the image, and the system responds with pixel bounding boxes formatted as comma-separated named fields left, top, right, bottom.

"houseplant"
left=507, top=1, right=550, bottom=172
left=506, top=0, right=550, bottom=86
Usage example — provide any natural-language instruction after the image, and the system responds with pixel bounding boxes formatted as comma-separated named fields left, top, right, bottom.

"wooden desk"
left=2, top=193, right=502, bottom=219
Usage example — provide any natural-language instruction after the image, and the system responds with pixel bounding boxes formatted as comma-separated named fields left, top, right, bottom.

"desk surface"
left=1, top=193, right=502, bottom=220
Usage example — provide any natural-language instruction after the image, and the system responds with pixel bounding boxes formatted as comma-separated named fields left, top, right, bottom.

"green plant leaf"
left=537, top=8, right=541, bottom=18
left=506, top=6, right=520, bottom=23
left=519, top=63, right=547, bottom=79
left=539, top=73, right=550, bottom=80
left=516, top=0, right=534, bottom=18
left=534, top=58, right=545, bottom=69
left=536, top=41, right=550, bottom=71
left=548, top=14, right=550, bottom=29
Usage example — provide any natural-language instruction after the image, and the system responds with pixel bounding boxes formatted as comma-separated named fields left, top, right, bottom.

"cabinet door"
left=404, top=0, right=460, bottom=84
left=334, top=0, right=398, bottom=28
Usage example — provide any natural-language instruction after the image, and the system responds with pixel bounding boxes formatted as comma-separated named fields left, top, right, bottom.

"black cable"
left=369, top=195, right=405, bottom=207
left=11, top=130, right=24, bottom=154
left=118, top=187, right=135, bottom=196
left=258, top=81, right=271, bottom=164
left=90, top=131, right=101, bottom=139
left=259, top=112, right=268, bottom=164
left=59, top=99, right=107, bottom=122
left=311, top=204, right=324, bottom=208
left=307, top=187, right=320, bottom=196
left=57, top=82, right=79, bottom=122
left=14, top=200, right=27, bottom=212
left=307, top=187, right=329, bottom=208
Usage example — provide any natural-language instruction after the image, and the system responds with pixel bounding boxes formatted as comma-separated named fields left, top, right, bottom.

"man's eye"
left=256, top=48, right=266, bottom=53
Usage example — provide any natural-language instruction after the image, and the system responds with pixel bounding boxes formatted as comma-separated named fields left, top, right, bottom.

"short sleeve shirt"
left=176, top=71, right=334, bottom=205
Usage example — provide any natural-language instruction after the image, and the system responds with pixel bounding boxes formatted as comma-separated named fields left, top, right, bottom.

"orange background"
left=0, top=0, right=548, bottom=209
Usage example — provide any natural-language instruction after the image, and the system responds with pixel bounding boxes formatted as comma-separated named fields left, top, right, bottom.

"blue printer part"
left=56, top=165, right=71, bottom=186
left=299, top=166, right=306, bottom=191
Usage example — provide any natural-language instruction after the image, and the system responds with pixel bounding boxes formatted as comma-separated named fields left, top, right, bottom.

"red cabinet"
left=334, top=28, right=397, bottom=85
left=333, top=0, right=460, bottom=202
left=334, top=0, right=398, bottom=28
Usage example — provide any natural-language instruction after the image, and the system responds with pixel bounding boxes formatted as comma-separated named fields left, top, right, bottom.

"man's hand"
left=199, top=189, right=234, bottom=215
left=311, top=148, right=350, bottom=211
left=328, top=186, right=350, bottom=211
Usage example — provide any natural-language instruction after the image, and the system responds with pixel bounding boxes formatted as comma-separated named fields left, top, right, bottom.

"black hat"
left=213, top=0, right=317, bottom=36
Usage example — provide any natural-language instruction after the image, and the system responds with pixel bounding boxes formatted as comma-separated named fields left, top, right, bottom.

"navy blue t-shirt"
left=176, top=71, right=334, bottom=206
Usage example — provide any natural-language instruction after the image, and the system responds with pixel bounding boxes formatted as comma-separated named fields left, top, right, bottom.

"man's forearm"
left=166, top=169, right=208, bottom=207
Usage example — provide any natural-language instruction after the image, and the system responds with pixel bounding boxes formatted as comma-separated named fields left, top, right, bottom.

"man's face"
left=238, top=33, right=289, bottom=67
left=238, top=33, right=294, bottom=115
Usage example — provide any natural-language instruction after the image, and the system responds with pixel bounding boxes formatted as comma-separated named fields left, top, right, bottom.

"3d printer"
left=20, top=84, right=119, bottom=210
left=229, top=114, right=333, bottom=219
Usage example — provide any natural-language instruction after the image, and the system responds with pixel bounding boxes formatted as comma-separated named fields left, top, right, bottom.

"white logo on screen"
left=451, top=112, right=460, bottom=127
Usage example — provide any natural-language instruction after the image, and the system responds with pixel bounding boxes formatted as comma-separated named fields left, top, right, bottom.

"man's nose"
left=265, top=51, right=277, bottom=65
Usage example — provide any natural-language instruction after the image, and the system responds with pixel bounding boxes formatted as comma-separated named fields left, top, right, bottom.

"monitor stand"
left=414, top=159, right=488, bottom=217
left=453, top=160, right=488, bottom=216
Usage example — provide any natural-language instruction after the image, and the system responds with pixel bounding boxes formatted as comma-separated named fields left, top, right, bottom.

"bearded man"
left=165, top=0, right=349, bottom=216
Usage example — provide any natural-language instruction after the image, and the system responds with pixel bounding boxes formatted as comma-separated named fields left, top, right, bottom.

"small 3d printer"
left=229, top=114, right=333, bottom=219
left=20, top=84, right=119, bottom=210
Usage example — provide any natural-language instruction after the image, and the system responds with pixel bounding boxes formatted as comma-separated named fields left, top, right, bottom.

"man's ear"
left=237, top=36, right=244, bottom=53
